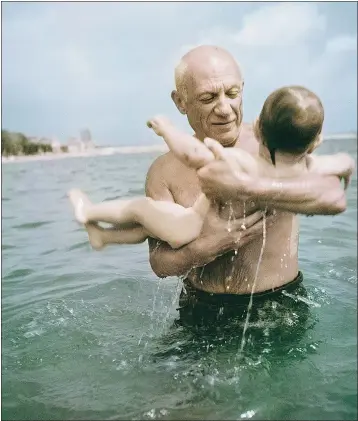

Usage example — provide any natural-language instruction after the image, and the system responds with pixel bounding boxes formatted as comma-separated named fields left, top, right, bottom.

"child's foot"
left=85, top=222, right=105, bottom=250
left=68, top=189, right=91, bottom=224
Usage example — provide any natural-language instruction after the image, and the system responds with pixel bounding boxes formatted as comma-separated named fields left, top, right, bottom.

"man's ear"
left=171, top=90, right=187, bottom=115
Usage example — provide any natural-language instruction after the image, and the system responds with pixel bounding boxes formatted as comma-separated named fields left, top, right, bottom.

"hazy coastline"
left=2, top=132, right=356, bottom=164
left=1, top=144, right=169, bottom=164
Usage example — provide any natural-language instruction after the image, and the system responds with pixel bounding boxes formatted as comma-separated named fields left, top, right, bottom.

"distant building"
left=50, top=137, right=62, bottom=153
left=80, top=128, right=95, bottom=149
left=67, top=137, right=85, bottom=153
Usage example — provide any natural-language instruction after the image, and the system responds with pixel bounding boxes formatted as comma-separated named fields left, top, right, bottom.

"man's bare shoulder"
left=146, top=151, right=181, bottom=178
left=237, top=122, right=259, bottom=155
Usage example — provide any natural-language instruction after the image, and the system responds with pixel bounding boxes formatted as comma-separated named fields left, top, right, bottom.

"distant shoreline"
left=1, top=144, right=169, bottom=164
left=2, top=133, right=356, bottom=164
left=322, top=133, right=357, bottom=140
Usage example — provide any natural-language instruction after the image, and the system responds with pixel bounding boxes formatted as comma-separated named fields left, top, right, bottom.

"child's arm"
left=204, top=137, right=260, bottom=176
left=307, top=153, right=355, bottom=189
left=147, top=116, right=216, bottom=169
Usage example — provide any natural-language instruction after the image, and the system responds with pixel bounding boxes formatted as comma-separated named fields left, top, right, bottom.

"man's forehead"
left=189, top=72, right=243, bottom=94
left=185, top=58, right=243, bottom=92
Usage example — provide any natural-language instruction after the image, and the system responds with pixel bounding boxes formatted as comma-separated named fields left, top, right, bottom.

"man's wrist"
left=187, top=232, right=233, bottom=267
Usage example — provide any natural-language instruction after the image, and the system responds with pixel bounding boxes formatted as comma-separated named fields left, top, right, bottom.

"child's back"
left=196, top=86, right=325, bottom=293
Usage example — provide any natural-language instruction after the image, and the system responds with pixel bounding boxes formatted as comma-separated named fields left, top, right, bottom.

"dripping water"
left=239, top=208, right=267, bottom=353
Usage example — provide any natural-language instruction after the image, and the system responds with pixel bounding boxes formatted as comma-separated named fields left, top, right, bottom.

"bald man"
left=145, top=45, right=347, bottom=326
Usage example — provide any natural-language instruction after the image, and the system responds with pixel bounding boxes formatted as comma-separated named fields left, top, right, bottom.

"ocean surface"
left=2, top=137, right=357, bottom=420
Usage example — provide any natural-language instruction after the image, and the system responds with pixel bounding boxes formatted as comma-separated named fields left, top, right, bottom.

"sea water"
left=2, top=137, right=357, bottom=420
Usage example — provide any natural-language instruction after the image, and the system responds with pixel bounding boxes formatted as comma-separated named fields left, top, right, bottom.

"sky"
left=2, top=1, right=357, bottom=146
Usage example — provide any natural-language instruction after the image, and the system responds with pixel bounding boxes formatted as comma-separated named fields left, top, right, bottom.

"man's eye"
left=200, top=96, right=214, bottom=103
left=227, top=90, right=239, bottom=98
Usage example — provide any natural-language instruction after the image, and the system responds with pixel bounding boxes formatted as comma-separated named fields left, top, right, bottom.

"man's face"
left=183, top=60, right=244, bottom=147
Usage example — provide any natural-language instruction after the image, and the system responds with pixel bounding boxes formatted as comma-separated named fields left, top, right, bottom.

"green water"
left=2, top=138, right=357, bottom=420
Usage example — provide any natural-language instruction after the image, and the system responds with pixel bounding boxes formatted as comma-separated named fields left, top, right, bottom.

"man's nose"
left=213, top=95, right=232, bottom=117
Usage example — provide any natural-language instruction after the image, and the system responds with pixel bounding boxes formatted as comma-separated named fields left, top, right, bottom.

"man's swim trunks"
left=177, top=271, right=307, bottom=327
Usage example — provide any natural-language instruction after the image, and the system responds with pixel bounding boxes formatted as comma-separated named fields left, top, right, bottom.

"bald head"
left=175, top=45, right=242, bottom=100
left=172, top=45, right=244, bottom=147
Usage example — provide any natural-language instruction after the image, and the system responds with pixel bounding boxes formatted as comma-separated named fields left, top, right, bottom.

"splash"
left=239, top=208, right=267, bottom=353
left=226, top=201, right=247, bottom=291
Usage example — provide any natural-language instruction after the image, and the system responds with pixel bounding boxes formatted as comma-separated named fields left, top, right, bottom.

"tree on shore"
left=1, top=130, right=53, bottom=156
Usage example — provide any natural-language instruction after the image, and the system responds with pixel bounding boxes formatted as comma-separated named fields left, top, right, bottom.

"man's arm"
left=145, top=155, right=264, bottom=278
left=197, top=160, right=347, bottom=216
left=254, top=173, right=346, bottom=215
left=145, top=154, right=226, bottom=278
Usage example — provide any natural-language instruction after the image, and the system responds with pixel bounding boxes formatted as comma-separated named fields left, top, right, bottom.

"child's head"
left=255, top=86, right=324, bottom=165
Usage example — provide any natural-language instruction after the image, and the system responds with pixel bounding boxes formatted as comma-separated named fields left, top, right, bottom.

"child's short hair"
left=258, top=86, right=324, bottom=165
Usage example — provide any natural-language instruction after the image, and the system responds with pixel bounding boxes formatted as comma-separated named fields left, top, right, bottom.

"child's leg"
left=147, top=116, right=217, bottom=169
left=69, top=189, right=149, bottom=225
left=69, top=189, right=204, bottom=249
left=85, top=222, right=149, bottom=250
left=131, top=199, right=204, bottom=249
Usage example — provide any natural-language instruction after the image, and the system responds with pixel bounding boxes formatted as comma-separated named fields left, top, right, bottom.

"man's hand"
left=149, top=204, right=271, bottom=278
left=197, top=159, right=253, bottom=202
left=197, top=157, right=347, bottom=216
left=199, top=203, right=266, bottom=254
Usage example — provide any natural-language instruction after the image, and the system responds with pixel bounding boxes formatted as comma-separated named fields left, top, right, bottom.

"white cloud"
left=175, top=3, right=357, bottom=134
left=232, top=3, right=326, bottom=46
left=326, top=35, right=357, bottom=53
left=2, top=2, right=357, bottom=141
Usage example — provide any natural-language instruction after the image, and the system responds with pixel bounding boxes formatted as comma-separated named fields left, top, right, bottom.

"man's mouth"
left=212, top=120, right=235, bottom=126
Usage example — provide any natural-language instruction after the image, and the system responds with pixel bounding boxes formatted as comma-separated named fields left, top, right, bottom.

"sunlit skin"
left=145, top=45, right=347, bottom=295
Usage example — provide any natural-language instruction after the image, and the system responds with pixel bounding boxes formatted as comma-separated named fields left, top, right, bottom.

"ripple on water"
left=1, top=142, right=357, bottom=421
left=2, top=244, right=16, bottom=250
left=3, top=268, right=35, bottom=281
left=13, top=221, right=53, bottom=230
left=67, top=241, right=89, bottom=251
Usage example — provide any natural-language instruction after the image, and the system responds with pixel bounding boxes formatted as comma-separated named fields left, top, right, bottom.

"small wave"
left=67, top=241, right=88, bottom=251
left=13, top=221, right=52, bottom=230
left=41, top=248, right=57, bottom=256
left=128, top=187, right=145, bottom=196
left=2, top=244, right=16, bottom=250
left=3, top=268, right=34, bottom=281
left=104, top=195, right=122, bottom=201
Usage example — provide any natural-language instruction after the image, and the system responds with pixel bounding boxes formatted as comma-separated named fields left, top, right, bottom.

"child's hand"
left=147, top=115, right=173, bottom=137
left=310, top=153, right=355, bottom=190
left=203, top=137, right=225, bottom=160
left=339, top=159, right=355, bottom=190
